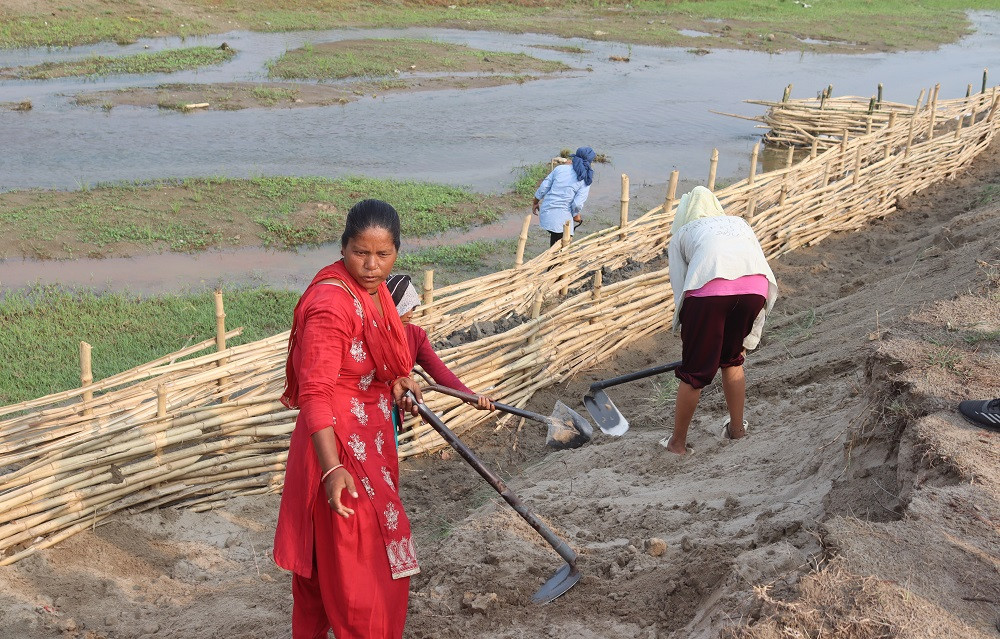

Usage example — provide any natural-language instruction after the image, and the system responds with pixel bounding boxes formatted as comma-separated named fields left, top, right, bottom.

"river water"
left=1, top=12, right=998, bottom=293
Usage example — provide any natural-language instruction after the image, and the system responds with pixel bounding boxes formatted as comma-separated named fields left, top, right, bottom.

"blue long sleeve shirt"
left=534, top=164, right=591, bottom=235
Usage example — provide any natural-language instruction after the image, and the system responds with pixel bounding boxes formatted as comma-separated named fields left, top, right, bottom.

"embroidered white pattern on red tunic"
left=350, top=338, right=366, bottom=363
left=381, top=466, right=396, bottom=492
left=350, top=396, right=368, bottom=426
left=384, top=502, right=399, bottom=531
left=347, top=433, right=366, bottom=462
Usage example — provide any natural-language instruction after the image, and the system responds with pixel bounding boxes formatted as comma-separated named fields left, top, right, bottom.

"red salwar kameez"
left=275, top=260, right=418, bottom=639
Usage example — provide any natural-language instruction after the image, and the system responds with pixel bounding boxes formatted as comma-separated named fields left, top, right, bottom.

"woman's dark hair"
left=341, top=199, right=401, bottom=249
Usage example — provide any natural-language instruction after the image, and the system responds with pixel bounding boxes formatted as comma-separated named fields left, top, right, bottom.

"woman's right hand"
left=324, top=467, right=358, bottom=518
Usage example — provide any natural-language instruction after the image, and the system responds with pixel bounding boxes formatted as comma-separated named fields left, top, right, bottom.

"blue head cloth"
left=571, top=147, right=596, bottom=186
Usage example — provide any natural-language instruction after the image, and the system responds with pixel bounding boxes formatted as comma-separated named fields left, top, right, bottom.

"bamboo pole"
left=785, top=146, right=795, bottom=169
left=983, top=69, right=989, bottom=94
left=749, top=143, right=760, bottom=184
left=707, top=148, right=719, bottom=191
left=514, top=214, right=532, bottom=267
left=619, top=174, right=630, bottom=240
left=422, top=270, right=434, bottom=305
left=157, top=384, right=166, bottom=418
left=927, top=84, right=939, bottom=140
left=79, top=342, right=93, bottom=416
left=663, top=170, right=679, bottom=216
left=781, top=84, right=792, bottom=102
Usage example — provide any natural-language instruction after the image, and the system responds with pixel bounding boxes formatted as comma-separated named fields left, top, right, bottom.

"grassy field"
left=0, top=235, right=514, bottom=403
left=0, top=175, right=512, bottom=259
left=396, top=239, right=518, bottom=271
left=1, top=1, right=994, bottom=52
left=1, top=45, right=235, bottom=79
left=0, top=286, right=299, bottom=405
left=267, top=38, right=569, bottom=80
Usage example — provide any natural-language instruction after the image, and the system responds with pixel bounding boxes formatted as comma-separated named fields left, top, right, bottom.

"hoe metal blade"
left=583, top=388, right=629, bottom=436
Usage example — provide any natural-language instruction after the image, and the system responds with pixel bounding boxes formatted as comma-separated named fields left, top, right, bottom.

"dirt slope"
left=0, top=145, right=997, bottom=639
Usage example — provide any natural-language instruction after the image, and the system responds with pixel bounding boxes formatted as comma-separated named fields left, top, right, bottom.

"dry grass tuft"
left=725, top=564, right=898, bottom=639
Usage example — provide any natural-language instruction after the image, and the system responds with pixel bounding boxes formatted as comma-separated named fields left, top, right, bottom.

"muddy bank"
left=0, top=144, right=997, bottom=638
left=75, top=74, right=564, bottom=112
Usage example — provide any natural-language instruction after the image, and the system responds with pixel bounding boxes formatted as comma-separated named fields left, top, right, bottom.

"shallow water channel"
left=1, top=12, right=998, bottom=293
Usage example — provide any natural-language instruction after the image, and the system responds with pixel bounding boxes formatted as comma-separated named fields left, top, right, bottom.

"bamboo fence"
left=1, top=82, right=997, bottom=565
left=720, top=72, right=993, bottom=150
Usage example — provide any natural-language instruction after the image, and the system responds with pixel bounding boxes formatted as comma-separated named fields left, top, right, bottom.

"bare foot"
left=659, top=436, right=688, bottom=455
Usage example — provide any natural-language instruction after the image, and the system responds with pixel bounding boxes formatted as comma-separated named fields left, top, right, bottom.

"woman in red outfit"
left=274, top=199, right=424, bottom=639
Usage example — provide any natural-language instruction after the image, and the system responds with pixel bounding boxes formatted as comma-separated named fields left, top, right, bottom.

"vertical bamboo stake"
left=982, top=68, right=988, bottom=94
left=954, top=111, right=964, bottom=138
left=214, top=290, right=229, bottom=394
left=707, top=148, right=718, bottom=191
left=904, top=109, right=917, bottom=158
left=618, top=174, right=629, bottom=240
left=784, top=146, right=794, bottom=169
left=809, top=138, right=818, bottom=160
left=865, top=114, right=873, bottom=135
left=422, top=270, right=434, bottom=305
left=592, top=269, right=602, bottom=299
left=877, top=82, right=883, bottom=108
left=79, top=341, right=93, bottom=416
left=527, top=291, right=544, bottom=344
left=914, top=88, right=926, bottom=113
left=748, top=143, right=759, bottom=184
left=852, top=147, right=862, bottom=185
left=965, top=84, right=972, bottom=98
left=840, top=129, right=849, bottom=154
left=781, top=84, right=792, bottom=102
left=157, top=384, right=167, bottom=418
left=927, top=83, right=939, bottom=140
left=663, top=170, right=679, bottom=216
left=744, top=194, right=756, bottom=221
left=867, top=96, right=876, bottom=115
left=514, top=214, right=532, bottom=267
left=559, top=221, right=571, bottom=295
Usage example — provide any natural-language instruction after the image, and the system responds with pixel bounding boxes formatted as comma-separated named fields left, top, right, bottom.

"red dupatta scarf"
left=281, top=259, right=414, bottom=409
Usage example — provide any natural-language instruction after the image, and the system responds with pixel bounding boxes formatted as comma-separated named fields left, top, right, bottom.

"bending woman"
left=274, top=199, right=424, bottom=639
left=663, top=186, right=778, bottom=455
left=533, top=147, right=596, bottom=246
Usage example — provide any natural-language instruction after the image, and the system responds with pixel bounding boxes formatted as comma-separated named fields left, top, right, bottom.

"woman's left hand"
left=392, top=376, right=423, bottom=416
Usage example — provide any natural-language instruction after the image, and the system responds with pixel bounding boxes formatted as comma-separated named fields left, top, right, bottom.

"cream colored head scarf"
left=670, top=185, right=725, bottom=235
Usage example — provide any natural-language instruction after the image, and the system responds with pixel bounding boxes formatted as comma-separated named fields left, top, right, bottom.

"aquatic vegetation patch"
left=266, top=38, right=570, bottom=80
left=2, top=45, right=236, bottom=80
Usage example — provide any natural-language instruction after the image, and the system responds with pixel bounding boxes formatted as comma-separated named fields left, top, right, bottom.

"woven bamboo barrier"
left=1, top=82, right=997, bottom=565
left=722, top=77, right=995, bottom=150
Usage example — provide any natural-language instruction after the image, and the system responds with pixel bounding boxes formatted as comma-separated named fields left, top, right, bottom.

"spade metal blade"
left=545, top=401, right=594, bottom=449
left=531, top=563, right=581, bottom=604
left=583, top=388, right=629, bottom=436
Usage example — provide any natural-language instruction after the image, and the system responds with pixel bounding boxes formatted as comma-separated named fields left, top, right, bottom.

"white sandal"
left=722, top=417, right=749, bottom=439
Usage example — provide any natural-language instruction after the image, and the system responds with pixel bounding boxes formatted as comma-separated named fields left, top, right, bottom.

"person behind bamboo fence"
left=532, top=146, right=595, bottom=246
left=274, top=199, right=425, bottom=639
left=386, top=273, right=494, bottom=435
left=661, top=186, right=778, bottom=456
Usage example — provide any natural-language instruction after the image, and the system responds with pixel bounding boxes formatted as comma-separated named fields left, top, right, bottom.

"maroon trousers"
left=676, top=294, right=766, bottom=389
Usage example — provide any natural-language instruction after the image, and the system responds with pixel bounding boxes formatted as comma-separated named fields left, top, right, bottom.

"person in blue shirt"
left=533, top=147, right=596, bottom=246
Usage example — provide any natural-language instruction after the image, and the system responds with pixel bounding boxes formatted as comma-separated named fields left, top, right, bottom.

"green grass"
left=2, top=1, right=992, bottom=52
left=267, top=38, right=569, bottom=80
left=0, top=175, right=505, bottom=259
left=511, top=163, right=553, bottom=199
left=8, top=46, right=236, bottom=79
left=248, top=84, right=299, bottom=105
left=0, top=286, right=300, bottom=405
left=395, top=239, right=517, bottom=271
